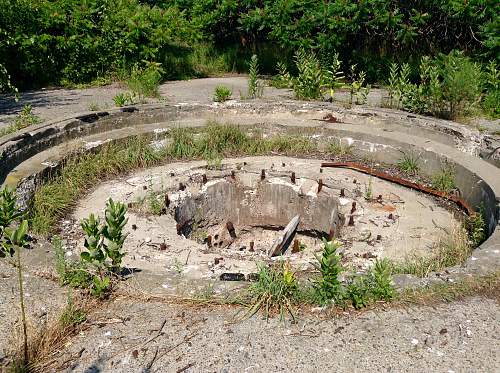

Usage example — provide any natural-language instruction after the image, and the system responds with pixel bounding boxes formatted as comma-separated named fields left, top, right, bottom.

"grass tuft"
left=392, top=225, right=472, bottom=277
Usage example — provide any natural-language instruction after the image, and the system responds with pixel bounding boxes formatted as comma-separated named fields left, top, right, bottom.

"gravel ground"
left=57, top=295, right=499, bottom=373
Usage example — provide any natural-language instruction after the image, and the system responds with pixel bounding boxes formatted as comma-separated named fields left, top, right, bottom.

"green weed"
left=431, top=166, right=456, bottom=193
left=392, top=225, right=472, bottom=277
left=0, top=104, right=41, bottom=137
left=213, top=85, right=232, bottom=102
left=126, top=62, right=163, bottom=102
left=113, top=92, right=136, bottom=107
left=468, top=206, right=486, bottom=246
left=0, top=188, right=31, bottom=366
left=328, top=139, right=354, bottom=157
left=397, top=153, right=420, bottom=175
left=247, top=55, right=263, bottom=99
left=312, top=240, right=344, bottom=306
left=246, top=261, right=302, bottom=321
left=292, top=49, right=323, bottom=100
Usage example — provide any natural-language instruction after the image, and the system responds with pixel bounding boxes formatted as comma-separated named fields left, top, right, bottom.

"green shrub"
left=292, top=49, right=323, bottom=100
left=312, top=239, right=344, bottom=305
left=468, top=206, right=486, bottom=246
left=213, top=85, right=232, bottom=102
left=482, top=61, right=500, bottom=118
left=1, top=104, right=41, bottom=137
left=127, top=62, right=163, bottom=102
left=431, top=166, right=456, bottom=193
left=246, top=261, right=302, bottom=320
left=113, top=92, right=136, bottom=107
left=247, top=55, right=263, bottom=99
left=269, top=61, right=292, bottom=89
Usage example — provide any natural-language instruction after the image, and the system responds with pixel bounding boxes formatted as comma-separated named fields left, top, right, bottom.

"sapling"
left=0, top=188, right=30, bottom=365
left=80, top=198, right=128, bottom=296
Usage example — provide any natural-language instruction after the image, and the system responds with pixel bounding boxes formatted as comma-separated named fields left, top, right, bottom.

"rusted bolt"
left=249, top=241, right=255, bottom=252
left=340, top=188, right=345, bottom=197
left=207, top=235, right=212, bottom=248
left=179, top=182, right=185, bottom=191
left=143, top=185, right=147, bottom=190
left=353, top=179, right=357, bottom=184
left=318, top=179, right=323, bottom=193
left=348, top=215, right=355, bottom=226
left=214, top=257, right=221, bottom=265
left=128, top=202, right=133, bottom=208
left=159, top=243, right=167, bottom=251
left=351, top=201, right=357, bottom=213
left=388, top=213, right=394, bottom=220
left=226, top=221, right=237, bottom=238
left=320, top=168, right=323, bottom=173
left=164, top=194, right=170, bottom=208
left=261, top=169, right=266, bottom=180
left=292, top=239, right=300, bottom=253
left=282, top=162, right=286, bottom=167
left=377, top=194, right=383, bottom=202
left=170, top=172, right=175, bottom=177
left=376, top=234, right=382, bottom=241
left=202, top=174, right=207, bottom=184
left=132, top=224, right=137, bottom=230
left=291, top=172, right=296, bottom=184
left=231, top=170, right=236, bottom=179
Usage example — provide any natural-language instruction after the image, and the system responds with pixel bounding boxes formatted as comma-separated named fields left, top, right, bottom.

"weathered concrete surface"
left=50, top=296, right=500, bottom=372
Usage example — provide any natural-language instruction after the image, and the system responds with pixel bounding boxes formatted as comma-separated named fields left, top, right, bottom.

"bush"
left=247, top=55, right=263, bottom=99
left=126, top=62, right=163, bottom=102
left=113, top=92, right=136, bottom=107
left=292, top=49, right=323, bottom=100
left=213, top=85, right=232, bottom=102
left=390, top=51, right=485, bottom=119
left=312, top=239, right=344, bottom=305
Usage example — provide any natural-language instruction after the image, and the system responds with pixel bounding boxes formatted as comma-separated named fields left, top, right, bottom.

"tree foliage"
left=0, top=0, right=498, bottom=89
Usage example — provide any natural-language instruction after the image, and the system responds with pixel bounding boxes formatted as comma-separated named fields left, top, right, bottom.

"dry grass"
left=397, top=271, right=500, bottom=306
left=392, top=224, right=472, bottom=277
left=6, top=295, right=98, bottom=373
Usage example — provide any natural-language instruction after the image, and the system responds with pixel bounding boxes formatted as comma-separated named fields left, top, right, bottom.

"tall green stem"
left=16, top=247, right=28, bottom=364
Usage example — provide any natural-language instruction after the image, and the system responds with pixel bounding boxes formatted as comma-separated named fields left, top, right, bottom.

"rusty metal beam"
left=320, top=162, right=473, bottom=215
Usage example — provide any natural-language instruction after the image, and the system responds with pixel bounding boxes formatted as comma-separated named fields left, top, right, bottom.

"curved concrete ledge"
left=1, top=102, right=498, bottom=288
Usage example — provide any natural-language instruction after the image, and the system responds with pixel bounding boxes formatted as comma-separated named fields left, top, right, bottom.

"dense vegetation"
left=1, top=0, right=498, bottom=91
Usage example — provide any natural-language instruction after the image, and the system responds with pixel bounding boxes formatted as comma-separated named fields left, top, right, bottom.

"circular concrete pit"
left=62, top=157, right=463, bottom=291
left=1, top=101, right=499, bottom=294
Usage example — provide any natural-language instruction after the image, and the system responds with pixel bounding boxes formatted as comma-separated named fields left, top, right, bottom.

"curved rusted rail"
left=321, top=162, right=474, bottom=215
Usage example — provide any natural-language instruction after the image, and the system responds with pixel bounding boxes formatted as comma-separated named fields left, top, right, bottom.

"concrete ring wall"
left=1, top=103, right=499, bottom=286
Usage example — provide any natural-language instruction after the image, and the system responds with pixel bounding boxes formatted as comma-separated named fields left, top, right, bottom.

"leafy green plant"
left=367, top=258, right=395, bottom=301
left=246, top=261, right=301, bottom=321
left=323, top=53, right=344, bottom=101
left=0, top=188, right=30, bottom=366
left=113, top=92, right=136, bottom=107
left=247, top=54, right=263, bottom=99
left=482, top=61, right=499, bottom=118
left=1, top=104, right=41, bottom=137
left=269, top=61, right=292, bottom=88
left=397, top=152, right=420, bottom=175
left=348, top=65, right=370, bottom=105
left=79, top=198, right=128, bottom=296
left=328, top=139, right=353, bottom=157
left=127, top=61, right=163, bottom=102
left=292, top=49, right=323, bottom=100
left=312, top=239, right=344, bottom=306
left=431, top=166, right=456, bottom=194
left=468, top=206, right=486, bottom=246
left=213, top=85, right=232, bottom=102
left=59, top=295, right=87, bottom=328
